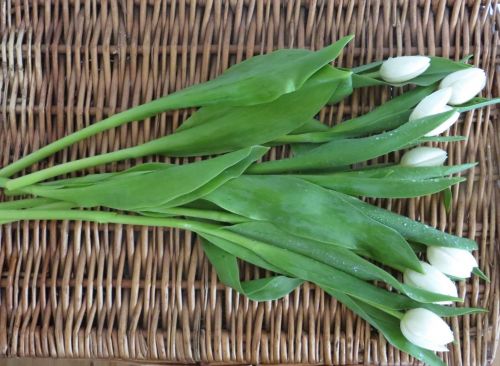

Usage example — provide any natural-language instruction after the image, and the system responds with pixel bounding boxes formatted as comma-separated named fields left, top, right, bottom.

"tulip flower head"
left=400, top=147, right=447, bottom=167
left=409, top=88, right=461, bottom=136
left=400, top=308, right=454, bottom=352
left=380, top=56, right=431, bottom=83
left=427, top=246, right=478, bottom=278
left=439, top=68, right=487, bottom=105
left=404, top=261, right=458, bottom=304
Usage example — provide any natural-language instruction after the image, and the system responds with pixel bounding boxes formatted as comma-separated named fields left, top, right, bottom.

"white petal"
left=400, top=308, right=454, bottom=351
left=439, top=68, right=487, bottom=105
left=404, top=262, right=458, bottom=304
left=409, top=88, right=453, bottom=121
left=400, top=147, right=447, bottom=167
left=427, top=247, right=477, bottom=278
left=380, top=56, right=431, bottom=83
left=425, top=106, right=461, bottom=136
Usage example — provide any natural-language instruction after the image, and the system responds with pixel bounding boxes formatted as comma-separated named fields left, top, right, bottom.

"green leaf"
left=207, top=228, right=476, bottom=312
left=290, top=119, right=329, bottom=134
left=455, top=97, right=500, bottom=112
left=290, top=143, right=318, bottom=156
left=325, top=163, right=475, bottom=180
left=175, top=35, right=354, bottom=112
left=205, top=229, right=418, bottom=310
left=275, top=86, right=434, bottom=144
left=249, top=110, right=456, bottom=174
left=27, top=163, right=173, bottom=191
left=205, top=175, right=422, bottom=272
left=443, top=187, right=452, bottom=213
left=200, top=233, right=284, bottom=274
left=23, top=146, right=268, bottom=210
left=156, top=66, right=351, bottom=157
left=298, top=175, right=464, bottom=198
left=228, top=221, right=460, bottom=303
left=352, top=61, right=383, bottom=74
left=327, top=74, right=353, bottom=104
left=472, top=267, right=490, bottom=282
left=328, top=86, right=434, bottom=137
left=203, top=223, right=482, bottom=313
left=201, top=238, right=302, bottom=301
left=418, top=135, right=467, bottom=143
left=340, top=193, right=478, bottom=251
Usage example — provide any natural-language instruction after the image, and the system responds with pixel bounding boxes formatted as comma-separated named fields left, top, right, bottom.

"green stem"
left=0, top=197, right=56, bottom=209
left=144, top=207, right=249, bottom=224
left=0, top=93, right=189, bottom=179
left=360, top=70, right=381, bottom=79
left=0, top=209, right=221, bottom=234
left=5, top=139, right=166, bottom=191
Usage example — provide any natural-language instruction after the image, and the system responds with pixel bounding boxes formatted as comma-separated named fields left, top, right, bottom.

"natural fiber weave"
left=0, top=0, right=498, bottom=364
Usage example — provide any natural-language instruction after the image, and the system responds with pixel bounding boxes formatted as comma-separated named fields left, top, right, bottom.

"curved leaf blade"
left=205, top=175, right=422, bottom=272
left=298, top=175, right=464, bottom=198
left=249, top=110, right=456, bottom=174
left=341, top=193, right=478, bottom=251
left=24, top=146, right=268, bottom=210
left=201, top=237, right=302, bottom=301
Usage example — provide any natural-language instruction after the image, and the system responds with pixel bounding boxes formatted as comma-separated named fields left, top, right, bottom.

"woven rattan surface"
left=0, top=0, right=499, bottom=364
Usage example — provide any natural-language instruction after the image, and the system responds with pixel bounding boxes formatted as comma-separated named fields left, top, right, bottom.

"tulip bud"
left=409, top=88, right=461, bottom=136
left=424, top=106, right=460, bottom=136
left=410, top=88, right=452, bottom=120
left=400, top=147, right=447, bottom=167
left=380, top=56, right=431, bottom=83
left=439, top=68, right=487, bottom=105
left=427, top=246, right=478, bottom=278
left=404, top=262, right=458, bottom=304
left=400, top=308, right=454, bottom=352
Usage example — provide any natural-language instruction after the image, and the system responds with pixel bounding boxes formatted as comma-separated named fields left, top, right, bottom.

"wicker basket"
left=0, top=0, right=498, bottom=364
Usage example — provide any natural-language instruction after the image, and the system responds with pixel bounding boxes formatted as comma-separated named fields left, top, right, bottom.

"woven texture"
left=0, top=0, right=498, bottom=364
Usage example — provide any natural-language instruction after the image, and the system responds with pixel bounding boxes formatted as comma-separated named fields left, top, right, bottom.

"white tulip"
left=400, top=308, right=454, bottom=352
left=410, top=88, right=452, bottom=120
left=427, top=246, right=478, bottom=278
left=400, top=147, right=447, bottom=167
left=380, top=56, right=431, bottom=83
left=404, top=262, right=458, bottom=305
left=409, top=88, right=461, bottom=136
left=424, top=106, right=460, bottom=136
left=439, top=68, right=487, bottom=105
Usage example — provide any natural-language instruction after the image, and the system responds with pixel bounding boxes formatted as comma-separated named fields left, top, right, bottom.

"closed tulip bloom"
left=404, top=262, right=458, bottom=305
left=424, top=105, right=460, bottom=136
left=400, top=147, right=447, bottom=167
left=409, top=88, right=461, bottom=136
left=427, top=246, right=478, bottom=278
left=380, top=56, right=431, bottom=83
left=400, top=308, right=454, bottom=352
left=439, top=68, right=487, bottom=105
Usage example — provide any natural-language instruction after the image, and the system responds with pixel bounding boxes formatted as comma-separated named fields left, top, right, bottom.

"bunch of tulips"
left=0, top=36, right=497, bottom=365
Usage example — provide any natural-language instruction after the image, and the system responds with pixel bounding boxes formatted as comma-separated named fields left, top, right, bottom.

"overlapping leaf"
left=249, top=110, right=456, bottom=174
left=341, top=193, right=478, bottom=251
left=5, top=65, right=350, bottom=190
left=0, top=36, right=354, bottom=179
left=23, top=147, right=267, bottom=210
left=205, top=175, right=422, bottom=272
left=296, top=163, right=474, bottom=198
left=202, top=238, right=303, bottom=301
